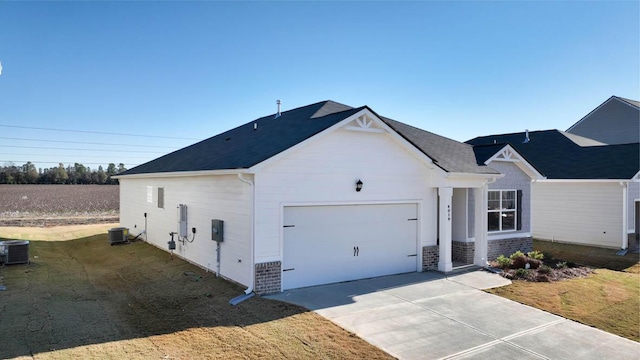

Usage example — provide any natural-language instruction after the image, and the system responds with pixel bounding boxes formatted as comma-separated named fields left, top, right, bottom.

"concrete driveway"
left=267, top=270, right=640, bottom=360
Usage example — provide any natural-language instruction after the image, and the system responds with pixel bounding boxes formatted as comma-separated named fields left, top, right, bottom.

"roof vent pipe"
left=523, top=129, right=530, bottom=143
left=275, top=100, right=281, bottom=119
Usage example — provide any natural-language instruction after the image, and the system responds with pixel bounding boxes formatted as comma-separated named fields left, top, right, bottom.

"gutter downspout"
left=621, top=181, right=629, bottom=251
left=237, top=173, right=255, bottom=295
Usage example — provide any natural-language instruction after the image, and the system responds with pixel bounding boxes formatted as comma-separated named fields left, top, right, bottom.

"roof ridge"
left=613, top=95, right=640, bottom=108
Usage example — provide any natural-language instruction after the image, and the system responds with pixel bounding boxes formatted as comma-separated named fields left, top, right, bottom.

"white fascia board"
left=632, top=170, right=640, bottom=180
left=113, top=169, right=251, bottom=180
left=446, top=172, right=504, bottom=179
left=249, top=108, right=435, bottom=172
left=484, top=144, right=545, bottom=180
left=443, top=172, right=503, bottom=188
left=535, top=179, right=632, bottom=183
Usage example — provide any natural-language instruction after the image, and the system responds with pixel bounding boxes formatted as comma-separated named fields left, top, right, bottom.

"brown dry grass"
left=486, top=240, right=640, bottom=342
left=0, top=223, right=118, bottom=241
left=0, top=229, right=392, bottom=360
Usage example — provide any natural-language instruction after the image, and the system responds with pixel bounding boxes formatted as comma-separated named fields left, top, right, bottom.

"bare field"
left=0, top=185, right=119, bottom=226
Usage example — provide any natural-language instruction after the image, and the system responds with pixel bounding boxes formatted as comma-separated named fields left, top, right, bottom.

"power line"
left=1, top=153, right=150, bottom=159
left=0, top=136, right=181, bottom=149
left=0, top=145, right=167, bottom=153
left=1, top=161, right=139, bottom=166
left=0, top=124, right=202, bottom=141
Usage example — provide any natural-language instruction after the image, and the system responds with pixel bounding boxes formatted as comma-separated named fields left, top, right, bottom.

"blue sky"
left=0, top=1, right=638, bottom=171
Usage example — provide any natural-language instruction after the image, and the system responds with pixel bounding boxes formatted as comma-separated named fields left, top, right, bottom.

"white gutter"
left=113, top=169, right=250, bottom=180
left=538, top=179, right=633, bottom=183
left=237, top=173, right=255, bottom=295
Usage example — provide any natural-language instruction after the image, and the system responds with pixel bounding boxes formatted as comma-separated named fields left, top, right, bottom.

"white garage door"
left=282, top=204, right=418, bottom=290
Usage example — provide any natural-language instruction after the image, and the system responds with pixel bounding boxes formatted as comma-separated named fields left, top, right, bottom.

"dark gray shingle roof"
left=121, top=100, right=495, bottom=176
left=380, top=117, right=498, bottom=174
left=467, top=130, right=639, bottom=179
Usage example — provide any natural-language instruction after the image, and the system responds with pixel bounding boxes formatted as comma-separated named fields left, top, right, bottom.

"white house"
left=115, top=101, right=531, bottom=295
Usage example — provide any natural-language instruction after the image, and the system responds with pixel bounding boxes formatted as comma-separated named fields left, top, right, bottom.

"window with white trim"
left=488, top=190, right=516, bottom=232
left=157, top=187, right=164, bottom=209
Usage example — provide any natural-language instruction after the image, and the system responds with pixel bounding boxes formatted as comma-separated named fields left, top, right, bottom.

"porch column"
left=438, top=187, right=453, bottom=272
left=474, top=183, right=488, bottom=266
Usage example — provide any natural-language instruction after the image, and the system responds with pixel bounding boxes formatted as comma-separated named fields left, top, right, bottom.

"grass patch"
left=486, top=240, right=640, bottom=342
left=0, top=223, right=118, bottom=241
left=0, top=229, right=392, bottom=359
left=532, top=239, right=640, bottom=273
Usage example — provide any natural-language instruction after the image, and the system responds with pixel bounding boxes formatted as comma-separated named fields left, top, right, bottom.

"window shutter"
left=516, top=190, right=522, bottom=230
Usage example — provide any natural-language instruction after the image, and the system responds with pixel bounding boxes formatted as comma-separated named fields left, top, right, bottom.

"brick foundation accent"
left=422, top=245, right=439, bottom=270
left=487, top=237, right=533, bottom=261
left=452, top=241, right=474, bottom=264
left=254, top=261, right=281, bottom=295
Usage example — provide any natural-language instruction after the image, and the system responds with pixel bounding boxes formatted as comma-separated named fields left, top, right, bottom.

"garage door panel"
left=283, top=204, right=418, bottom=290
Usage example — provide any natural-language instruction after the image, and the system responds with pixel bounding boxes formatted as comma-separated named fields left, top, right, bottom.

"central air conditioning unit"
left=108, top=227, right=129, bottom=245
left=0, top=240, right=30, bottom=265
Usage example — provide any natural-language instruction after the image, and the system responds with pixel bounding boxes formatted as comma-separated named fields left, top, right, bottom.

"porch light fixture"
left=356, top=179, right=363, bottom=192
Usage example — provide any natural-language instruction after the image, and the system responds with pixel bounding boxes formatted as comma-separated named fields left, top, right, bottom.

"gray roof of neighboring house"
left=120, top=100, right=496, bottom=176
left=616, top=96, right=640, bottom=108
left=467, top=130, right=639, bottom=179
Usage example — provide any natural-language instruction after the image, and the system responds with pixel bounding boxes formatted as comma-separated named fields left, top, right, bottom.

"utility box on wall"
left=211, top=219, right=224, bottom=242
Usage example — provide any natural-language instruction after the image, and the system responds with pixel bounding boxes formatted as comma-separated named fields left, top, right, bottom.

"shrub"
left=556, top=261, right=568, bottom=269
left=514, top=268, right=530, bottom=278
left=538, top=265, right=552, bottom=274
left=512, top=255, right=528, bottom=269
left=495, top=255, right=511, bottom=268
left=527, top=250, right=544, bottom=260
left=509, top=250, right=525, bottom=260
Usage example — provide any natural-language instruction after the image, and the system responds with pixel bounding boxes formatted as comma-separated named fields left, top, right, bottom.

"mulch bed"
left=490, top=257, right=593, bottom=282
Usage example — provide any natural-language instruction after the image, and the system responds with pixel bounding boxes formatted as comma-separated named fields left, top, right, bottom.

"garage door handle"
left=283, top=268, right=295, bottom=272
left=407, top=254, right=417, bottom=257
left=353, top=246, right=359, bottom=256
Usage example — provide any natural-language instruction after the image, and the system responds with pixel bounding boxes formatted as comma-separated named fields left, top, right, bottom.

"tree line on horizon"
left=0, top=162, right=127, bottom=185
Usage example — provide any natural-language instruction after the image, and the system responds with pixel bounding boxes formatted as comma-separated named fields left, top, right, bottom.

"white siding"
left=532, top=182, right=623, bottom=248
left=254, top=128, right=438, bottom=263
left=119, top=175, right=252, bottom=286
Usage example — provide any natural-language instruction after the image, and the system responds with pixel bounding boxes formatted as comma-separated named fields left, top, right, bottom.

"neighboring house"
left=115, top=100, right=532, bottom=295
left=566, top=95, right=639, bottom=145
left=467, top=130, right=640, bottom=250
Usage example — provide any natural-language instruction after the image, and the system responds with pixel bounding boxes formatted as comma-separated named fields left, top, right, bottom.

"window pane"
left=502, top=191, right=515, bottom=209
left=158, top=187, right=164, bottom=209
left=488, top=191, right=501, bottom=210
left=502, top=211, right=515, bottom=230
left=488, top=212, right=500, bottom=231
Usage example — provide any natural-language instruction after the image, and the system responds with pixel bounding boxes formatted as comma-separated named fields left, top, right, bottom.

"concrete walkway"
left=267, top=270, right=640, bottom=360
